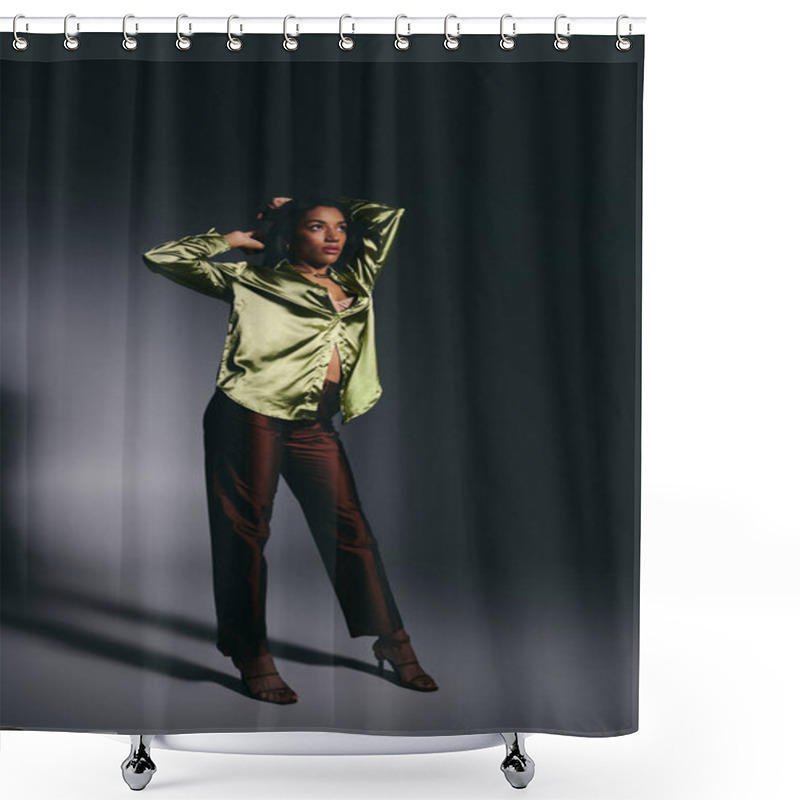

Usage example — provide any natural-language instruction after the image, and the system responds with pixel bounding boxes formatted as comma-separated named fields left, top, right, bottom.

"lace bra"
left=331, top=295, right=356, bottom=312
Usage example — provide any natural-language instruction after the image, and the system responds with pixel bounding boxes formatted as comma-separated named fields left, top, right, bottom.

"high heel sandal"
left=232, top=653, right=298, bottom=705
left=373, top=629, right=439, bottom=692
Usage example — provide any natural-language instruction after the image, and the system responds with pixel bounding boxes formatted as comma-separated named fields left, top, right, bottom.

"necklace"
left=291, top=264, right=331, bottom=279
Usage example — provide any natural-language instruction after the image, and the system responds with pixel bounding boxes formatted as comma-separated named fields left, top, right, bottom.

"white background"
left=1, top=1, right=798, bottom=798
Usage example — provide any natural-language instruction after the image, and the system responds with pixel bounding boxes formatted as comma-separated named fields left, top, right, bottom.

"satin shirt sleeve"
left=336, top=197, right=406, bottom=292
left=141, top=228, right=246, bottom=301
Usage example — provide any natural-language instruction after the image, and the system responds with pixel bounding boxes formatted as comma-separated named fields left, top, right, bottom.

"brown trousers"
left=202, top=380, right=404, bottom=660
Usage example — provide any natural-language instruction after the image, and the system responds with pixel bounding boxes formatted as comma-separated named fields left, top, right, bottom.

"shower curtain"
left=0, top=29, right=644, bottom=737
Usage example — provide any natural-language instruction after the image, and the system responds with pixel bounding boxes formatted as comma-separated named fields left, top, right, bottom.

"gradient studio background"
left=1, top=1, right=799, bottom=800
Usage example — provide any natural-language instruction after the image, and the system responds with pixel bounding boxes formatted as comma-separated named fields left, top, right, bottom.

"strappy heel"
left=232, top=653, right=298, bottom=704
left=373, top=629, right=439, bottom=692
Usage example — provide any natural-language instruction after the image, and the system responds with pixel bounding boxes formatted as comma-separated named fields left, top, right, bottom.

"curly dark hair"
left=250, top=196, right=376, bottom=274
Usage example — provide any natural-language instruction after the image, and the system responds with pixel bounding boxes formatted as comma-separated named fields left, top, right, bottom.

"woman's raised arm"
left=336, top=197, right=406, bottom=292
left=142, top=228, right=254, bottom=301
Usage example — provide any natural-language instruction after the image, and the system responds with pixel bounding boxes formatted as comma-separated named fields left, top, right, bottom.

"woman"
left=142, top=195, right=437, bottom=704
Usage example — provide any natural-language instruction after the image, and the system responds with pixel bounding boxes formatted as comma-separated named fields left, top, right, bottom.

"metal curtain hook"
left=500, top=14, right=516, bottom=50
left=554, top=14, right=570, bottom=51
left=64, top=13, right=80, bottom=51
left=12, top=14, right=29, bottom=51
left=616, top=14, right=632, bottom=51
left=444, top=13, right=460, bottom=50
left=283, top=15, right=299, bottom=51
left=394, top=14, right=411, bottom=50
left=227, top=15, right=242, bottom=51
left=122, top=14, right=138, bottom=51
left=176, top=13, right=192, bottom=50
left=339, top=14, right=355, bottom=50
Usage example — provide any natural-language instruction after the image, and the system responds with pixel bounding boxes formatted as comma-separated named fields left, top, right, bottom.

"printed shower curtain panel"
left=0, top=31, right=643, bottom=736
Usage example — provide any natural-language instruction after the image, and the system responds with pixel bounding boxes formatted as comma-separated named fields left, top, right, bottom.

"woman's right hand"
left=223, top=230, right=266, bottom=251
left=256, top=197, right=293, bottom=220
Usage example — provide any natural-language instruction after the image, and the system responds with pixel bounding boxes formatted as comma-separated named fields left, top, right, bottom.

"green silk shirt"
left=142, top=197, right=405, bottom=424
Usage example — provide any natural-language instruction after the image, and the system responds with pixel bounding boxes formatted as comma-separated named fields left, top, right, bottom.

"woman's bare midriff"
left=326, top=285, right=352, bottom=384
left=326, top=344, right=342, bottom=383
left=292, top=268, right=350, bottom=385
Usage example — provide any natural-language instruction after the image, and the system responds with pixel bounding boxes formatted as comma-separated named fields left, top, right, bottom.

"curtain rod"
left=1, top=16, right=646, bottom=37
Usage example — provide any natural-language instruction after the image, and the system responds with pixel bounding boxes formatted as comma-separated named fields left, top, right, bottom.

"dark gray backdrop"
left=1, top=34, right=643, bottom=735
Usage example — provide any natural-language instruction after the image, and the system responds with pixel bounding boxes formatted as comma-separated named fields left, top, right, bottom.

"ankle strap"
left=379, top=630, right=410, bottom=645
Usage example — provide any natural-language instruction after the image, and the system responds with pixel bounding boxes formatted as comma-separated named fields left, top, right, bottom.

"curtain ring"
left=176, top=14, right=191, bottom=50
left=122, top=15, right=138, bottom=51
left=553, top=14, right=570, bottom=51
left=444, top=14, right=460, bottom=50
left=339, top=15, right=355, bottom=50
left=616, top=15, right=632, bottom=51
left=12, top=14, right=29, bottom=51
left=227, top=15, right=243, bottom=51
left=394, top=15, right=411, bottom=50
left=64, top=13, right=80, bottom=51
left=500, top=14, right=516, bottom=50
left=283, top=15, right=299, bottom=51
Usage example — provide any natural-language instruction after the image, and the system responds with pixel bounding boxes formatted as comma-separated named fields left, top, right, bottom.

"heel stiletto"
left=233, top=653, right=298, bottom=704
left=373, top=630, right=439, bottom=692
